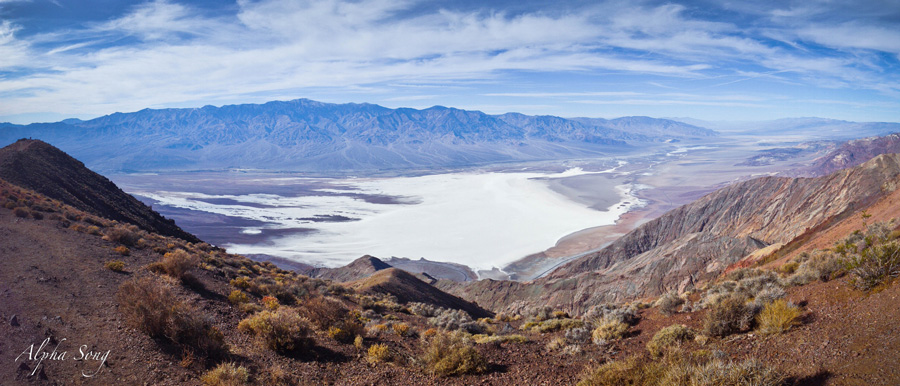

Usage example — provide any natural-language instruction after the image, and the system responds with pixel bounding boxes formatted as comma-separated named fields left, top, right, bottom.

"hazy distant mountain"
left=669, top=117, right=900, bottom=141
left=0, top=99, right=715, bottom=172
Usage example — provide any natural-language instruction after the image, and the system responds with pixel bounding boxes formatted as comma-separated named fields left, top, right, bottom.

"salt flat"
left=135, top=168, right=639, bottom=272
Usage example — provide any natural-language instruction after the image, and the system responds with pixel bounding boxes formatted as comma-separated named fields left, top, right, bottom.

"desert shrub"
left=421, top=331, right=487, bottom=377
left=114, top=245, right=130, bottom=256
left=584, top=303, right=640, bottom=326
left=367, top=343, right=391, bottom=364
left=354, top=335, right=365, bottom=349
left=562, top=344, right=583, bottom=356
left=843, top=241, right=900, bottom=290
left=565, top=327, right=591, bottom=343
left=13, top=207, right=28, bottom=218
left=527, top=306, right=555, bottom=322
left=117, top=276, right=226, bottom=358
left=231, top=276, right=252, bottom=289
left=656, top=292, right=684, bottom=315
left=756, top=300, right=801, bottom=335
left=29, top=210, right=43, bottom=220
left=150, top=250, right=199, bottom=281
left=228, top=290, right=250, bottom=305
left=546, top=337, right=567, bottom=352
left=473, top=334, right=528, bottom=344
left=522, top=318, right=584, bottom=333
left=778, top=262, right=799, bottom=275
left=752, top=284, right=786, bottom=306
left=299, top=296, right=347, bottom=330
left=393, top=322, right=411, bottom=337
left=577, top=353, right=785, bottom=386
left=262, top=295, right=280, bottom=310
left=105, top=260, right=126, bottom=272
left=788, top=251, right=843, bottom=286
left=328, top=320, right=365, bottom=344
left=592, top=318, right=629, bottom=342
left=238, top=308, right=313, bottom=354
left=105, top=225, right=141, bottom=247
left=201, top=362, right=249, bottom=386
left=702, top=293, right=756, bottom=337
left=409, top=302, right=437, bottom=317
left=553, top=310, right=570, bottom=319
left=646, top=324, right=695, bottom=357
left=428, top=308, right=482, bottom=332
left=117, top=276, right=174, bottom=338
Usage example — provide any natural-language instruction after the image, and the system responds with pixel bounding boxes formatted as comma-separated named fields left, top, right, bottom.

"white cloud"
left=0, top=0, right=898, bottom=121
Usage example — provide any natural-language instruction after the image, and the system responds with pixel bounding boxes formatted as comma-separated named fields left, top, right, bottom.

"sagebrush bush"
left=584, top=304, right=639, bottom=326
left=788, top=251, right=843, bottom=286
left=656, top=292, right=684, bottom=315
left=421, top=331, right=487, bottom=377
left=565, top=327, right=590, bottom=343
left=702, top=293, right=756, bottom=337
left=522, top=318, right=584, bottom=333
left=201, top=362, right=249, bottom=386
left=238, top=308, right=313, bottom=354
left=590, top=318, right=628, bottom=344
left=646, top=324, right=695, bottom=357
left=756, top=299, right=801, bottom=335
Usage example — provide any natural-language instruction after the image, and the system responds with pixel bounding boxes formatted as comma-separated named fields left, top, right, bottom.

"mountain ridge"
left=0, top=98, right=715, bottom=172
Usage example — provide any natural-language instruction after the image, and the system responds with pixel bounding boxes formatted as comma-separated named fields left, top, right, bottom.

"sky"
left=0, top=0, right=899, bottom=124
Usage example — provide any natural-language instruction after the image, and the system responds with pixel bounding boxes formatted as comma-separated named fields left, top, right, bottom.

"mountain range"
left=0, top=99, right=716, bottom=173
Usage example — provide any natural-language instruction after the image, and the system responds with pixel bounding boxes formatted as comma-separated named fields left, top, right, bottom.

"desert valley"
left=2, top=0, right=900, bottom=385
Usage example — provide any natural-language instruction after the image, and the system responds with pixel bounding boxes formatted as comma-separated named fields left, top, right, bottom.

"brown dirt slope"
left=0, top=139, right=198, bottom=242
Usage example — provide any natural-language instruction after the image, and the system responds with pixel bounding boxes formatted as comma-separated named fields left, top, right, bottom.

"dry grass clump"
left=201, top=362, right=249, bottom=386
left=393, top=322, right=411, bottom=337
left=646, top=324, right=695, bottom=357
left=592, top=318, right=629, bottom=343
left=113, top=245, right=130, bottom=256
left=756, top=300, right=802, bottom=335
left=655, top=292, right=684, bottom=315
left=105, top=260, right=126, bottom=272
left=577, top=352, right=785, bottom=386
left=238, top=308, right=313, bottom=354
left=420, top=331, right=487, bottom=377
left=117, top=276, right=227, bottom=358
left=367, top=343, right=391, bottom=364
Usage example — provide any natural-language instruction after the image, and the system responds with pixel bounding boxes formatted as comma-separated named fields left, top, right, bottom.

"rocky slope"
left=0, top=139, right=198, bottom=242
left=0, top=98, right=715, bottom=172
left=444, top=154, right=900, bottom=313
left=799, top=133, right=900, bottom=177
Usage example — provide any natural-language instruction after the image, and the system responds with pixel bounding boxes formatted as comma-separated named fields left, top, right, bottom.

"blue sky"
left=0, top=0, right=898, bottom=124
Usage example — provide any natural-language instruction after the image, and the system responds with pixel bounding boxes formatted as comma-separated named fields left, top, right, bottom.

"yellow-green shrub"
left=420, top=331, right=487, bottom=377
left=646, top=324, right=695, bottom=357
left=238, top=308, right=312, bottom=354
left=201, top=362, right=249, bottom=386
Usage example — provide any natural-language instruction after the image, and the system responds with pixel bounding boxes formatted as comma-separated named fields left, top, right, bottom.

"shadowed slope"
left=0, top=139, right=199, bottom=242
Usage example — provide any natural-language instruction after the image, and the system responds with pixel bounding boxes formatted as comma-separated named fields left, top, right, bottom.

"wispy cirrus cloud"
left=0, top=0, right=898, bottom=123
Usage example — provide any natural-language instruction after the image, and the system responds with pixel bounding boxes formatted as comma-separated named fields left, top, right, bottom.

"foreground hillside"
left=2, top=140, right=900, bottom=385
